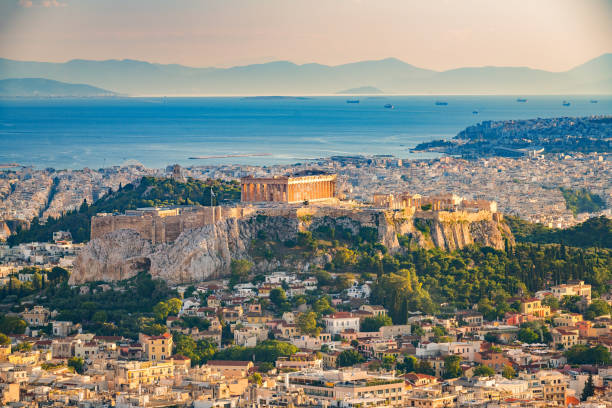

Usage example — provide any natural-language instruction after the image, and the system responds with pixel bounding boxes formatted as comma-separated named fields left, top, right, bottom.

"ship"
left=435, top=101, right=448, bottom=106
left=384, top=104, right=394, bottom=109
left=590, top=100, right=598, bottom=103
left=516, top=98, right=527, bottom=102
left=472, top=110, right=479, bottom=114
left=346, top=100, right=360, bottom=104
left=562, top=101, right=571, bottom=106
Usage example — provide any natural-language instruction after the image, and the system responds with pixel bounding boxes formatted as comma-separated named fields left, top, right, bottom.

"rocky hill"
left=70, top=207, right=512, bottom=285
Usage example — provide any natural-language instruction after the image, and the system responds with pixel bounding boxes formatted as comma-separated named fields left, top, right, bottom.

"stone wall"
left=91, top=206, right=255, bottom=244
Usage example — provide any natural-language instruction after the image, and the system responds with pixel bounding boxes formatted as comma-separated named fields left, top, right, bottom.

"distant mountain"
left=0, top=54, right=610, bottom=95
left=337, top=86, right=383, bottom=94
left=0, top=78, right=117, bottom=97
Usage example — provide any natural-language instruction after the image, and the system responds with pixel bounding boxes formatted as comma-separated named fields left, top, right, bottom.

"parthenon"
left=241, top=172, right=337, bottom=203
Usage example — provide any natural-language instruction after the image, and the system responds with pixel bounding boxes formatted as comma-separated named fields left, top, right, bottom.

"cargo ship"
left=516, top=98, right=527, bottom=102
left=562, top=101, right=571, bottom=106
left=435, top=101, right=448, bottom=106
left=384, top=104, right=394, bottom=109
left=346, top=100, right=360, bottom=104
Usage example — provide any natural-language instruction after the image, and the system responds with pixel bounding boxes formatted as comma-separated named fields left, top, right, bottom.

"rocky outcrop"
left=70, top=229, right=153, bottom=283
left=0, top=221, right=11, bottom=241
left=71, top=208, right=513, bottom=285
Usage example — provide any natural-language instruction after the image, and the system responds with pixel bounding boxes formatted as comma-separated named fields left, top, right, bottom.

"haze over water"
left=1, top=95, right=611, bottom=170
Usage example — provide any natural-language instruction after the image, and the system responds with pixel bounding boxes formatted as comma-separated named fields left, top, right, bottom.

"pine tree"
left=581, top=373, right=595, bottom=401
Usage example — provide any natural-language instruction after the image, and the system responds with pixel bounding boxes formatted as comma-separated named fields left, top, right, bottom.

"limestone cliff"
left=70, top=208, right=513, bottom=285
left=0, top=221, right=11, bottom=241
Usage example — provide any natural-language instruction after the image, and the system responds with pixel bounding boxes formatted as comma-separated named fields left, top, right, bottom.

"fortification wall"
left=414, top=209, right=493, bottom=223
left=91, top=206, right=256, bottom=244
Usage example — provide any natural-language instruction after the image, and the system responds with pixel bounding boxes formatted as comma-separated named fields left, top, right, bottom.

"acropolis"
left=241, top=171, right=336, bottom=203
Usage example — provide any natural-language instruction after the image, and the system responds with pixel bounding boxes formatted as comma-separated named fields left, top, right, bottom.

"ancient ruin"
left=240, top=172, right=336, bottom=203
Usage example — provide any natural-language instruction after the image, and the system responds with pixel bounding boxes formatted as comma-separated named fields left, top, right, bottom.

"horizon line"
left=1, top=52, right=611, bottom=74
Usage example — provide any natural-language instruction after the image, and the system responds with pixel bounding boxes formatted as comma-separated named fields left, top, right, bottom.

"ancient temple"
left=240, top=173, right=336, bottom=203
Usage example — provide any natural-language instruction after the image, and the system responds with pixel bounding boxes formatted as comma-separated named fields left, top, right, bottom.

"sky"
left=1, top=0, right=611, bottom=72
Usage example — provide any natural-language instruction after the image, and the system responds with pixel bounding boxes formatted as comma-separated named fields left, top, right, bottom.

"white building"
left=322, top=312, right=360, bottom=335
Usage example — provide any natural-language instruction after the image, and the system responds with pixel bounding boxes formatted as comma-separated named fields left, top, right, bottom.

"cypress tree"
left=581, top=373, right=595, bottom=401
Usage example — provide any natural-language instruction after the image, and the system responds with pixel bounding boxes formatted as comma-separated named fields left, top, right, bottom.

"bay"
left=0, top=95, right=610, bottom=169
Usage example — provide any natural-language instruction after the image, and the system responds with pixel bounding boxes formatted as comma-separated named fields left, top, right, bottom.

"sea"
left=0, top=95, right=610, bottom=170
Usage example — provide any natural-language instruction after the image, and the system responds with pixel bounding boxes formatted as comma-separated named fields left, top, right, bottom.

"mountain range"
left=0, top=78, right=117, bottom=97
left=0, top=54, right=610, bottom=96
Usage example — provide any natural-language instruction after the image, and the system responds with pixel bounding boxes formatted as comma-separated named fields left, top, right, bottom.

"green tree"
left=337, top=349, right=365, bottom=367
left=443, top=355, right=462, bottom=379
left=517, top=328, right=540, bottom=344
left=92, top=311, right=108, bottom=323
left=541, top=295, right=560, bottom=310
left=502, top=365, right=516, bottom=379
left=582, top=373, right=595, bottom=401
left=565, top=344, right=611, bottom=365
left=361, top=315, right=393, bottom=332
left=230, top=259, right=253, bottom=286
left=585, top=299, right=610, bottom=320
left=370, top=269, right=435, bottom=323
left=153, top=301, right=170, bottom=321
left=166, top=298, right=182, bottom=316
left=296, top=312, right=320, bottom=336
left=398, top=355, right=418, bottom=373
left=382, top=355, right=396, bottom=370
left=0, top=333, right=10, bottom=345
left=0, top=315, right=27, bottom=334
left=313, top=296, right=335, bottom=315
left=249, top=372, right=263, bottom=386
left=269, top=288, right=287, bottom=307
left=473, top=365, right=495, bottom=377
left=416, top=360, right=434, bottom=375
left=68, top=357, right=84, bottom=374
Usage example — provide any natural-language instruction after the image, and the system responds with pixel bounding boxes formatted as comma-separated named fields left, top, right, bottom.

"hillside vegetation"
left=560, top=187, right=606, bottom=215
left=508, top=216, right=612, bottom=249
left=7, top=176, right=241, bottom=245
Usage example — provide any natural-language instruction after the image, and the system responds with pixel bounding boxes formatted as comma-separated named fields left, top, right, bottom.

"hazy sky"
left=1, top=0, right=611, bottom=71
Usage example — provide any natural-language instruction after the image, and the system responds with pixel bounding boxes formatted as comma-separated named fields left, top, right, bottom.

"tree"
left=173, top=333, right=218, bottom=365
left=0, top=315, right=27, bottom=334
left=484, top=333, right=500, bottom=344
left=315, top=270, right=334, bottom=286
left=517, top=328, right=540, bottom=344
left=68, top=357, right=84, bottom=374
left=443, top=355, right=462, bottom=379
left=473, top=365, right=495, bottom=377
left=382, top=355, right=396, bottom=370
left=502, top=365, right=516, bottom=379
left=416, top=360, right=434, bottom=375
left=313, top=296, right=334, bottom=315
left=269, top=288, right=287, bottom=307
left=370, top=269, right=435, bottom=323
left=337, top=349, right=364, bottom=367
left=92, top=311, right=108, bottom=323
left=0, top=333, right=9, bottom=345
left=153, top=301, right=170, bottom=321
left=585, top=299, right=610, bottom=320
left=15, top=342, right=32, bottom=352
left=361, top=315, right=393, bottom=332
left=565, top=344, right=611, bottom=365
left=166, top=298, right=182, bottom=316
left=581, top=373, right=595, bottom=401
left=541, top=295, right=560, bottom=310
left=296, top=312, right=320, bottom=336
left=230, top=259, right=253, bottom=286
left=398, top=355, right=417, bottom=373
left=350, top=339, right=359, bottom=347
left=249, top=372, right=263, bottom=386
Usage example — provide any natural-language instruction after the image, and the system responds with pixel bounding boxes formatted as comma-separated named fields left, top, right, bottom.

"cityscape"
left=1, top=0, right=612, bottom=407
